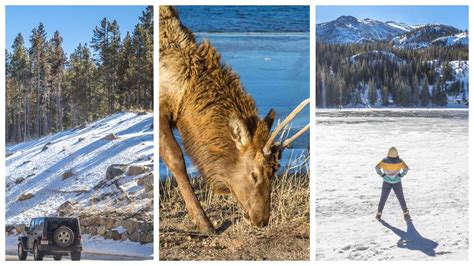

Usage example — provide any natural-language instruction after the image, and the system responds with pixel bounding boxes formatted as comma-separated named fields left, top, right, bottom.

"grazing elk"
left=159, top=6, right=309, bottom=234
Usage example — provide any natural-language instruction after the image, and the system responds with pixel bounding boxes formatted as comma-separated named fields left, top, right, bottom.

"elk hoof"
left=195, top=219, right=216, bottom=235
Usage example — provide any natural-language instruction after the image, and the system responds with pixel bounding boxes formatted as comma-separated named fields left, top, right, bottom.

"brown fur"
left=160, top=6, right=280, bottom=232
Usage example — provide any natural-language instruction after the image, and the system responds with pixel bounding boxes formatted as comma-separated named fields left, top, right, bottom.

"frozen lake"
left=160, top=33, right=310, bottom=177
left=315, top=109, right=468, bottom=260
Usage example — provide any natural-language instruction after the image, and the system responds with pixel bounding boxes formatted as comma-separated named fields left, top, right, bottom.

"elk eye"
left=251, top=172, right=258, bottom=183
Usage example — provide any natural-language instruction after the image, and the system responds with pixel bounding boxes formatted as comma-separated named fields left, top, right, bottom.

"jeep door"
left=27, top=218, right=37, bottom=249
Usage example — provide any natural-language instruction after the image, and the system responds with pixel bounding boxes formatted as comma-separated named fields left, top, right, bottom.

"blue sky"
left=6, top=6, right=148, bottom=56
left=316, top=6, right=468, bottom=30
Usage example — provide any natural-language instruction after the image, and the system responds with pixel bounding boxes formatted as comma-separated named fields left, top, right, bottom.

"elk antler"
left=263, top=98, right=310, bottom=155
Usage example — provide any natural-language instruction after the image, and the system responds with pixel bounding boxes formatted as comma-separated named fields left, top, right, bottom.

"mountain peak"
left=336, top=15, right=359, bottom=23
left=317, top=16, right=466, bottom=47
left=317, top=16, right=407, bottom=44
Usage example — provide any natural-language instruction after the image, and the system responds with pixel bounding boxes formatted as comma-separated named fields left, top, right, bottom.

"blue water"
left=176, top=6, right=309, bottom=33
left=160, top=7, right=310, bottom=177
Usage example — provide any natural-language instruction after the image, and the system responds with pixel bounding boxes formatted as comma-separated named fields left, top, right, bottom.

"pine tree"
left=420, top=78, right=431, bottom=107
left=10, top=34, right=30, bottom=141
left=91, top=18, right=114, bottom=114
left=108, top=20, right=121, bottom=113
left=49, top=31, right=67, bottom=131
left=133, top=6, right=154, bottom=109
left=368, top=78, right=377, bottom=106
left=410, top=75, right=420, bottom=106
left=439, top=83, right=448, bottom=106
left=118, top=32, right=135, bottom=108
left=67, top=43, right=98, bottom=126
left=433, top=78, right=447, bottom=106
left=381, top=84, right=389, bottom=106
left=400, top=80, right=411, bottom=107
left=29, top=23, right=49, bottom=137
left=442, top=62, right=454, bottom=81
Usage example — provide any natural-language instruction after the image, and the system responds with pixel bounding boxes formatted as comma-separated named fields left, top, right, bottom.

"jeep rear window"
left=46, top=219, right=79, bottom=233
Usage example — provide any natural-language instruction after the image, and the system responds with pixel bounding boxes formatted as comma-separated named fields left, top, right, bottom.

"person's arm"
left=399, top=160, right=410, bottom=177
left=375, top=161, right=385, bottom=177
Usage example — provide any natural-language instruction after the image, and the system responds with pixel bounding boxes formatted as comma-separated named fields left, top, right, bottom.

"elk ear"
left=264, top=109, right=275, bottom=131
left=229, top=118, right=250, bottom=150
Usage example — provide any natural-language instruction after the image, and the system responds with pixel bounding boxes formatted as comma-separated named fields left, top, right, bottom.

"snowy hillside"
left=5, top=112, right=154, bottom=257
left=316, top=16, right=408, bottom=44
left=432, top=32, right=468, bottom=47
left=391, top=25, right=464, bottom=49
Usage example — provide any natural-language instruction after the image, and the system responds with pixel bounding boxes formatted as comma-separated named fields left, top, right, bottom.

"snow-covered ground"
left=5, top=112, right=154, bottom=258
left=315, top=109, right=468, bottom=260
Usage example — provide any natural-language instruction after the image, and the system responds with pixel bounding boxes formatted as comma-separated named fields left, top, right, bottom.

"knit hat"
left=387, top=147, right=398, bottom=158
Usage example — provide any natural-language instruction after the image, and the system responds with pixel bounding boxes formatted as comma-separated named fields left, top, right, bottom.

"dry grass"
left=159, top=151, right=309, bottom=260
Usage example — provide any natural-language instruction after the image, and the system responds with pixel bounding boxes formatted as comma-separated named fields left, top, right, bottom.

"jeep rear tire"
left=53, top=226, right=75, bottom=247
left=33, top=242, right=44, bottom=261
left=71, top=252, right=81, bottom=261
left=18, top=243, right=27, bottom=260
left=53, top=254, right=62, bottom=260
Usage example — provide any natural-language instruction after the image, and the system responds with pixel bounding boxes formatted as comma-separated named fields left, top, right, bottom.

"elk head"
left=223, top=99, right=310, bottom=228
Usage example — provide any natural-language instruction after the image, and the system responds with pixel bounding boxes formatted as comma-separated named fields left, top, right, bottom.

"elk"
left=159, top=6, right=309, bottom=234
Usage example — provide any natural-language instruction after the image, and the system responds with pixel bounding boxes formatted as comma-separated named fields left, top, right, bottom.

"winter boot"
left=403, top=210, right=411, bottom=221
left=375, top=211, right=382, bottom=220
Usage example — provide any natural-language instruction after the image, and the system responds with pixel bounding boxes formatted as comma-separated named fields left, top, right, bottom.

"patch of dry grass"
left=159, top=151, right=309, bottom=260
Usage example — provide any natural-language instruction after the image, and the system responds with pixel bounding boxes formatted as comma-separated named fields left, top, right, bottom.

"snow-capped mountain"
left=391, top=24, right=463, bottom=49
left=317, top=16, right=467, bottom=49
left=316, top=16, right=411, bottom=44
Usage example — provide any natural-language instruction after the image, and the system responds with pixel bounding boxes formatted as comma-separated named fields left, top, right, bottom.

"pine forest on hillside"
left=316, top=40, right=468, bottom=108
left=5, top=6, right=153, bottom=143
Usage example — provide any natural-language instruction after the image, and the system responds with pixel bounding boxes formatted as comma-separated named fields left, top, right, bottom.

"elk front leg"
left=159, top=117, right=215, bottom=234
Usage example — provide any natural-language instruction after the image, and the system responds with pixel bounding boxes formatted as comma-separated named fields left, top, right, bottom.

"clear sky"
left=6, top=5, right=148, bottom=56
left=316, top=6, right=469, bottom=30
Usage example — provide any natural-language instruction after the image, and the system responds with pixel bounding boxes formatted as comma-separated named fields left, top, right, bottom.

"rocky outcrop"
left=15, top=224, right=26, bottom=234
left=106, top=164, right=127, bottom=180
left=15, top=177, right=25, bottom=184
left=138, top=173, right=154, bottom=193
left=57, top=201, right=75, bottom=216
left=18, top=193, right=34, bottom=201
left=127, top=165, right=149, bottom=176
left=5, top=225, right=15, bottom=235
left=78, top=216, right=153, bottom=244
left=102, top=133, right=118, bottom=140
left=41, top=142, right=51, bottom=152
left=62, top=170, right=75, bottom=180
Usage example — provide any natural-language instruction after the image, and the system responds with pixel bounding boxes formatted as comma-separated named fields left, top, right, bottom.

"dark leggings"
left=377, top=182, right=408, bottom=213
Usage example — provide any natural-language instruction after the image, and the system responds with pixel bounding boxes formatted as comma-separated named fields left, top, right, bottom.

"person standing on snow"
left=375, top=147, right=411, bottom=221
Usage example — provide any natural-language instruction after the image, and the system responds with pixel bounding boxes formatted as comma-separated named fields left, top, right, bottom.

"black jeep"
left=18, top=217, right=83, bottom=261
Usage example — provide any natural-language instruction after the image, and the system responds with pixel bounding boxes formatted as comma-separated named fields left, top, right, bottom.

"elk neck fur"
left=159, top=6, right=273, bottom=189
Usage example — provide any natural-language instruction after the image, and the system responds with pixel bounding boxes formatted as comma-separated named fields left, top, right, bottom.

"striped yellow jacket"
left=375, top=157, right=409, bottom=184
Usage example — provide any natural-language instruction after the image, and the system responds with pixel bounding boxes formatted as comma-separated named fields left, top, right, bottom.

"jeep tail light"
left=76, top=234, right=81, bottom=241
left=41, top=234, right=48, bottom=241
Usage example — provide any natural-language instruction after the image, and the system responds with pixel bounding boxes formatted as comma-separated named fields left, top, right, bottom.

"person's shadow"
left=379, top=219, right=439, bottom=256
